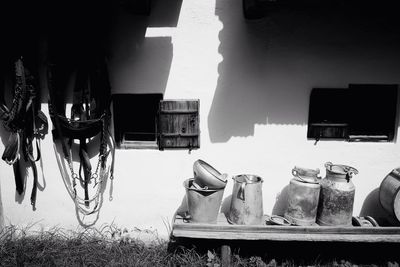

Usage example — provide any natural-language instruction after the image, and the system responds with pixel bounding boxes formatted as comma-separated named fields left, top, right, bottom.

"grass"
left=0, top=224, right=207, bottom=266
left=1, top=225, right=399, bottom=267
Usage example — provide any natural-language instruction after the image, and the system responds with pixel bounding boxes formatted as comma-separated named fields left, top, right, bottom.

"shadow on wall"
left=109, top=0, right=182, bottom=95
left=209, top=0, right=400, bottom=143
left=0, top=182, right=3, bottom=228
left=221, top=194, right=232, bottom=218
left=271, top=184, right=289, bottom=216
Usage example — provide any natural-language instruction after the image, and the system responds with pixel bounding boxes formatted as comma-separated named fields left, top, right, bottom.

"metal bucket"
left=228, top=174, right=264, bottom=225
left=379, top=168, right=400, bottom=223
left=184, top=178, right=225, bottom=224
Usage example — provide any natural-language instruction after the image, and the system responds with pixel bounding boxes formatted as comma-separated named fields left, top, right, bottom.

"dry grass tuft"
left=0, top=224, right=207, bottom=267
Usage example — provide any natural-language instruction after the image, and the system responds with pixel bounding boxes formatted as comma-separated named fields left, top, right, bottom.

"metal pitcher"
left=228, top=174, right=264, bottom=225
left=316, top=162, right=358, bottom=226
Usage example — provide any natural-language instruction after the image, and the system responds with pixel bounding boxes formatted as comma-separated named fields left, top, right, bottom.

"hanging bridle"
left=0, top=57, right=48, bottom=208
left=47, top=58, right=115, bottom=217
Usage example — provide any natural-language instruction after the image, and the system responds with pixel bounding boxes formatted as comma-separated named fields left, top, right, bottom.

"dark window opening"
left=112, top=93, right=163, bottom=148
left=307, top=84, right=398, bottom=142
left=348, top=84, right=398, bottom=141
left=307, top=88, right=349, bottom=140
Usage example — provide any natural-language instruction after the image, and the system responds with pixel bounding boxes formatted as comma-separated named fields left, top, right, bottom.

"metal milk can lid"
left=292, top=166, right=321, bottom=183
left=324, top=162, right=358, bottom=180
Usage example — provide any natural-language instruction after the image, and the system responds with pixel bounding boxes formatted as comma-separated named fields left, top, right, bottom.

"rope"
left=52, top=132, right=115, bottom=215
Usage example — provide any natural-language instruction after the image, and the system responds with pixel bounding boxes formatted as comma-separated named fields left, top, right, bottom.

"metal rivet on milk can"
left=284, top=166, right=321, bottom=226
left=316, top=162, right=358, bottom=226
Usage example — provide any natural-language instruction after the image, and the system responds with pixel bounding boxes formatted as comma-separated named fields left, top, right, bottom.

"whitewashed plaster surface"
left=1, top=0, right=400, bottom=238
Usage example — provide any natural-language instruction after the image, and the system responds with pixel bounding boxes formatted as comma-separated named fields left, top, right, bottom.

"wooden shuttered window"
left=112, top=95, right=200, bottom=150
left=158, top=99, right=200, bottom=150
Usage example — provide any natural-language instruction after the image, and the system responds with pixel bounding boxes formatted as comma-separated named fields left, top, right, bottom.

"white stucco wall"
left=1, top=0, right=400, bottom=237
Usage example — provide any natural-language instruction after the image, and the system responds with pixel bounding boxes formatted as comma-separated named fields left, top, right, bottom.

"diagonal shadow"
left=209, top=0, right=400, bottom=143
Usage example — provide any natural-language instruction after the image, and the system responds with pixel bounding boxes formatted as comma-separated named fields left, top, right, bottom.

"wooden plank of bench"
left=172, top=213, right=400, bottom=243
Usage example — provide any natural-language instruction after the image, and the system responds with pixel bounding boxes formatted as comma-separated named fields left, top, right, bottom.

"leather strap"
left=2, top=131, right=20, bottom=165
left=30, top=158, right=38, bottom=207
left=13, top=159, right=24, bottom=195
left=55, top=115, right=103, bottom=139
left=79, top=139, right=91, bottom=207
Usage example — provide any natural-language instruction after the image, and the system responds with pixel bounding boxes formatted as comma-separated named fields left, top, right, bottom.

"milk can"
left=228, top=174, right=264, bottom=225
left=316, top=162, right=358, bottom=226
left=284, top=166, right=321, bottom=226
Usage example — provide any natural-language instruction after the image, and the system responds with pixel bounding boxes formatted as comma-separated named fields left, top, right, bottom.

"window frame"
left=307, top=84, right=398, bottom=143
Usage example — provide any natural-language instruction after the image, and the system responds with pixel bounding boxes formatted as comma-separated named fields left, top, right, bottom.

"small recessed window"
left=307, top=84, right=398, bottom=142
left=348, top=84, right=398, bottom=142
left=112, top=94, right=200, bottom=150
left=307, top=88, right=349, bottom=141
left=112, top=93, right=163, bottom=149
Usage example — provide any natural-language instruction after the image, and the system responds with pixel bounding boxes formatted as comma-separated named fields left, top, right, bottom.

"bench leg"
left=221, top=244, right=231, bottom=267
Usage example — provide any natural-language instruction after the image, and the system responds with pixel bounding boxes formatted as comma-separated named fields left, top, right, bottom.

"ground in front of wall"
left=1, top=225, right=400, bottom=266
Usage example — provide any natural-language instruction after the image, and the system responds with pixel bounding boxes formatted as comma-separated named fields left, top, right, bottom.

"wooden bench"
left=171, top=213, right=400, bottom=266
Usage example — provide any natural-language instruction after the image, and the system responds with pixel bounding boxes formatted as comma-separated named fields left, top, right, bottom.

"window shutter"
left=158, top=99, right=200, bottom=150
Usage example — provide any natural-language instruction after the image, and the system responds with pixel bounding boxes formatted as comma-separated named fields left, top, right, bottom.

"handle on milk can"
left=292, top=166, right=320, bottom=183
left=344, top=166, right=358, bottom=181
left=292, top=168, right=300, bottom=178
left=292, top=167, right=308, bottom=182
left=324, top=162, right=333, bottom=171
left=325, top=161, right=358, bottom=182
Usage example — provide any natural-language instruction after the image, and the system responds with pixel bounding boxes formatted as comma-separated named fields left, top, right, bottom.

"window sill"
left=118, top=141, right=159, bottom=150
left=348, top=135, right=390, bottom=142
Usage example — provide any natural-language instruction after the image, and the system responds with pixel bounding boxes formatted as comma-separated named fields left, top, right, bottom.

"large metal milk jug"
left=228, top=174, right=264, bottom=225
left=284, top=166, right=321, bottom=226
left=316, top=162, right=358, bottom=226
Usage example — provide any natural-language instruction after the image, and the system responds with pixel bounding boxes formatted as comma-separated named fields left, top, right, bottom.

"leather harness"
left=48, top=57, right=115, bottom=216
left=0, top=57, right=48, bottom=208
